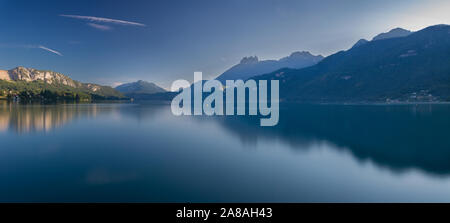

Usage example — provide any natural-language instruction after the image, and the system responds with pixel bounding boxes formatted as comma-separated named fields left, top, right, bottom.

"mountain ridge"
left=254, top=24, right=450, bottom=102
left=216, top=51, right=323, bottom=83
left=115, top=80, right=167, bottom=95
left=351, top=39, right=369, bottom=48
left=372, top=27, right=412, bottom=41
left=0, top=66, right=124, bottom=101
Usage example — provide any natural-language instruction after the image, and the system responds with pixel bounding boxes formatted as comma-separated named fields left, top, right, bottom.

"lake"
left=1, top=101, right=450, bottom=202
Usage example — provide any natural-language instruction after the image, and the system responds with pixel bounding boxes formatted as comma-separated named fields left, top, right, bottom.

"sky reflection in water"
left=1, top=102, right=450, bottom=202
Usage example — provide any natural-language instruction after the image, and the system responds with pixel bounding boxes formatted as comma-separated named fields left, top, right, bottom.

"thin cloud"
left=60, top=14, right=146, bottom=27
left=0, top=44, right=62, bottom=56
left=38, top=45, right=63, bottom=56
left=87, top=23, right=112, bottom=31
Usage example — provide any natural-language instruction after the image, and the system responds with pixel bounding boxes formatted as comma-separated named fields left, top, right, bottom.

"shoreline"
left=1, top=98, right=450, bottom=106
left=316, top=101, right=450, bottom=106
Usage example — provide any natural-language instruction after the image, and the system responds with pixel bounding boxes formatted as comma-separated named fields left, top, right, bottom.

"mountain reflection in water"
left=196, top=103, right=450, bottom=176
left=1, top=101, right=450, bottom=198
left=0, top=101, right=104, bottom=133
left=2, top=102, right=450, bottom=176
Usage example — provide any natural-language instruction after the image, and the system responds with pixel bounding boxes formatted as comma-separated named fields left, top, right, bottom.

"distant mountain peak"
left=351, top=39, right=369, bottom=48
left=216, top=51, right=323, bottom=82
left=256, top=24, right=450, bottom=103
left=290, top=51, right=312, bottom=56
left=281, top=51, right=324, bottom=61
left=372, top=27, right=412, bottom=41
left=421, top=24, right=450, bottom=32
left=391, top=27, right=408, bottom=31
left=239, top=56, right=259, bottom=64
left=115, top=80, right=166, bottom=95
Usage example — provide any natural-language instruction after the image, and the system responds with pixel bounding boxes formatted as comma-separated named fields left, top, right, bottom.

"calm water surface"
left=1, top=101, right=450, bottom=202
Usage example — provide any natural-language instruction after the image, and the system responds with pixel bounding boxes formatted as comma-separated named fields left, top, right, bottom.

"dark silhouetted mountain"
left=372, top=27, right=412, bottom=41
left=351, top=39, right=369, bottom=48
left=125, top=80, right=212, bottom=101
left=216, top=51, right=323, bottom=83
left=115, top=80, right=167, bottom=96
left=255, top=24, right=450, bottom=102
left=351, top=28, right=412, bottom=49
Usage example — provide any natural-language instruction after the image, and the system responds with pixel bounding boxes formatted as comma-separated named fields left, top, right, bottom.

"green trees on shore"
left=0, top=80, right=115, bottom=102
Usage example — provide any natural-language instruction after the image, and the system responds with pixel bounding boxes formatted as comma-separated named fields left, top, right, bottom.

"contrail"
left=60, top=14, right=146, bottom=27
left=38, top=45, right=63, bottom=56
left=0, top=44, right=63, bottom=56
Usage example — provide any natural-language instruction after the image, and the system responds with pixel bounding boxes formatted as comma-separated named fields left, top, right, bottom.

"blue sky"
left=0, top=0, right=449, bottom=89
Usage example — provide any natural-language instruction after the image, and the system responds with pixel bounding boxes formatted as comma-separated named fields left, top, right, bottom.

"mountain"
left=0, top=66, right=125, bottom=101
left=254, top=24, right=450, bottom=102
left=216, top=51, right=323, bottom=83
left=0, top=67, right=79, bottom=87
left=115, top=80, right=166, bottom=95
left=351, top=39, right=369, bottom=48
left=351, top=28, right=412, bottom=49
left=372, top=27, right=412, bottom=41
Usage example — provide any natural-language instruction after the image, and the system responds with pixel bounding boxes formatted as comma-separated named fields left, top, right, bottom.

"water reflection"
left=0, top=101, right=114, bottom=134
left=2, top=101, right=450, bottom=177
left=0, top=102, right=171, bottom=135
left=207, top=104, right=450, bottom=175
